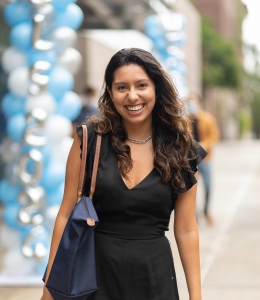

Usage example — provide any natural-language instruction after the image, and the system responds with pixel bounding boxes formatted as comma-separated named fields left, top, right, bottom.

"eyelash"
left=117, top=83, right=148, bottom=90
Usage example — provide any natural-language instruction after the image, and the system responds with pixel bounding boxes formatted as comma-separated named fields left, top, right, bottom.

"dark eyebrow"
left=114, top=79, right=150, bottom=85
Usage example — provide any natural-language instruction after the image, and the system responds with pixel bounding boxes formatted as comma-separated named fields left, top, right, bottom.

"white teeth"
left=126, top=105, right=144, bottom=111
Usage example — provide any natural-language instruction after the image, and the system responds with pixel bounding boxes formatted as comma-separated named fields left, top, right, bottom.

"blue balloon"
left=48, top=67, right=74, bottom=98
left=41, top=161, right=65, bottom=192
left=3, top=204, right=21, bottom=230
left=145, top=25, right=163, bottom=40
left=10, top=22, right=33, bottom=51
left=144, top=15, right=160, bottom=29
left=46, top=182, right=64, bottom=206
left=7, top=113, right=27, bottom=142
left=27, top=49, right=57, bottom=67
left=52, top=0, right=76, bottom=11
left=56, top=91, right=82, bottom=120
left=154, top=36, right=168, bottom=51
left=4, top=2, right=31, bottom=27
left=55, top=3, right=84, bottom=30
left=1, top=93, right=26, bottom=117
left=0, top=179, right=21, bottom=205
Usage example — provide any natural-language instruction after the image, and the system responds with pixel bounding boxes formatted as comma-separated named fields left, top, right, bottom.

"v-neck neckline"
left=111, top=143, right=155, bottom=191
left=117, top=166, right=155, bottom=191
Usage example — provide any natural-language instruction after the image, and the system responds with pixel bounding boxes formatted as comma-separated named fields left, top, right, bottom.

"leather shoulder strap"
left=89, top=133, right=102, bottom=199
left=77, top=125, right=88, bottom=199
left=77, top=124, right=102, bottom=200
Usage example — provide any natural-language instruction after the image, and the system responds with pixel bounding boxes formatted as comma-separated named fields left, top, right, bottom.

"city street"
left=0, top=140, right=260, bottom=300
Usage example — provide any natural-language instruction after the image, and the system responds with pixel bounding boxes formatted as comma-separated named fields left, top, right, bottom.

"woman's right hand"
left=40, top=287, right=54, bottom=300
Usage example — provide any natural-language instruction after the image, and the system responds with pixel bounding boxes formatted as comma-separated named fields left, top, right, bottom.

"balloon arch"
left=0, top=0, right=83, bottom=284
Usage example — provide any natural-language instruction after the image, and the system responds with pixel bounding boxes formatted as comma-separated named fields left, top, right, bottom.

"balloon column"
left=144, top=13, right=188, bottom=98
left=0, top=0, right=83, bottom=280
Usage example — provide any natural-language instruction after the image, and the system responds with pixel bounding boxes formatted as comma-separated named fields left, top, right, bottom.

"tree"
left=202, top=17, right=241, bottom=89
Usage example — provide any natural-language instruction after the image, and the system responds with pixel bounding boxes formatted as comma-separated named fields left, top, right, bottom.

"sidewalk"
left=1, top=140, right=260, bottom=299
left=168, top=139, right=260, bottom=299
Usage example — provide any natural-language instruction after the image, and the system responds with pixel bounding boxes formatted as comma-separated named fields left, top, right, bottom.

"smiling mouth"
left=125, top=104, right=144, bottom=111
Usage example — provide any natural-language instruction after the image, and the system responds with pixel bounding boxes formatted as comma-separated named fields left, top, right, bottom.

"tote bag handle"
left=77, top=124, right=102, bottom=200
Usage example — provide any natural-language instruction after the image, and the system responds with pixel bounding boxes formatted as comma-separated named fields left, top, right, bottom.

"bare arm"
left=174, top=172, right=202, bottom=300
left=41, top=134, right=82, bottom=300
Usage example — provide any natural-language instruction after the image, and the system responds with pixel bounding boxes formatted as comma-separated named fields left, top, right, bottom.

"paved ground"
left=0, top=140, right=260, bottom=299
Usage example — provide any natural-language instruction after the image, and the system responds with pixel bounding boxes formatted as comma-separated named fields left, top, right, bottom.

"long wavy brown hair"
left=88, top=48, right=195, bottom=189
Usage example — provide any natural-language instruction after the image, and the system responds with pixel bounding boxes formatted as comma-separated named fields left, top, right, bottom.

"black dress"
left=76, top=125, right=207, bottom=300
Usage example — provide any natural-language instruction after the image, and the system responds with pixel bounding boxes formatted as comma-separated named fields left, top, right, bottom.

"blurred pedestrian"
left=187, top=93, right=220, bottom=226
left=72, top=86, right=98, bottom=137
left=41, top=48, right=207, bottom=300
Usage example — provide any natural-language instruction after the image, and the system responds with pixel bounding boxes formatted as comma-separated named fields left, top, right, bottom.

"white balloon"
left=52, top=136, right=73, bottom=162
left=2, top=248, right=35, bottom=275
left=51, top=27, right=77, bottom=54
left=0, top=138, right=20, bottom=163
left=0, top=225, right=20, bottom=249
left=7, top=66, right=29, bottom=97
left=1, top=47, right=27, bottom=74
left=45, top=115, right=72, bottom=141
left=25, top=93, right=56, bottom=116
left=57, top=47, right=83, bottom=75
left=45, top=205, right=59, bottom=230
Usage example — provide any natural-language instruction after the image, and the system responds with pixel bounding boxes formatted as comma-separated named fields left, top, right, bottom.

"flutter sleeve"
left=174, top=142, right=207, bottom=193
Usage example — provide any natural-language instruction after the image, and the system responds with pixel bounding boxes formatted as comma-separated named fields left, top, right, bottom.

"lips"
left=125, top=104, right=144, bottom=111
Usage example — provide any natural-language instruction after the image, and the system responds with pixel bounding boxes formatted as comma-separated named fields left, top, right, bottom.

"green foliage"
left=251, top=95, right=260, bottom=138
left=237, top=109, right=252, bottom=137
left=202, top=17, right=241, bottom=88
left=249, top=76, right=260, bottom=138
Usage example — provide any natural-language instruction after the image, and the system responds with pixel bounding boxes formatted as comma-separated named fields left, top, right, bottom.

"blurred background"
left=0, top=0, right=259, bottom=299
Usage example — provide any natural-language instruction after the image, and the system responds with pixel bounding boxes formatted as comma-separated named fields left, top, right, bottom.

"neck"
left=123, top=119, right=152, bottom=140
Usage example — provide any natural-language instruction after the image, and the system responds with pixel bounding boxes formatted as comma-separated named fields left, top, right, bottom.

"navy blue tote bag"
left=43, top=125, right=102, bottom=300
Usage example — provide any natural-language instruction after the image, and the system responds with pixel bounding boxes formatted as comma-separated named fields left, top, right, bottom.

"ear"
left=107, top=86, right=112, bottom=99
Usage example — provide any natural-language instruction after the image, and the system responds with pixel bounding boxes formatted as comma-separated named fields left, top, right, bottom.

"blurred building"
left=192, top=0, right=237, bottom=41
left=76, top=0, right=202, bottom=98
left=192, top=0, right=248, bottom=139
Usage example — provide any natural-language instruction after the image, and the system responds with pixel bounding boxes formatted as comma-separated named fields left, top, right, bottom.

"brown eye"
left=118, top=85, right=126, bottom=90
left=139, top=83, right=148, bottom=88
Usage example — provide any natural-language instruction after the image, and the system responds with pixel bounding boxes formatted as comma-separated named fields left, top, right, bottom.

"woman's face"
left=108, top=64, right=156, bottom=127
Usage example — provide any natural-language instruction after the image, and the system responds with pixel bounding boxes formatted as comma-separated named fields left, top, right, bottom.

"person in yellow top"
left=187, top=93, right=220, bottom=225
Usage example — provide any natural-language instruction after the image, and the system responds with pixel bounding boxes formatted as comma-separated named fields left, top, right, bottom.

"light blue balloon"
left=3, top=204, right=21, bottom=230
left=10, top=22, right=33, bottom=51
left=7, top=113, right=27, bottom=142
left=145, top=25, right=163, bottom=40
left=22, top=143, right=51, bottom=162
left=56, top=91, right=82, bottom=120
left=27, top=49, right=57, bottom=67
left=0, top=179, right=21, bottom=205
left=41, top=161, right=65, bottom=192
left=144, top=15, right=160, bottom=29
left=154, top=36, right=168, bottom=51
left=48, top=67, right=74, bottom=98
left=4, top=2, right=31, bottom=27
left=1, top=93, right=26, bottom=117
left=46, top=182, right=64, bottom=206
left=54, top=3, right=84, bottom=30
left=52, top=0, right=76, bottom=11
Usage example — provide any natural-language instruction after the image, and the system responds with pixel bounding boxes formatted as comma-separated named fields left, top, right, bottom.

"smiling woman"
left=107, top=64, right=156, bottom=130
left=41, top=48, right=207, bottom=300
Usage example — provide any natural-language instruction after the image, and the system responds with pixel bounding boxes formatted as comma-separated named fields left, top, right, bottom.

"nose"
left=127, top=87, right=139, bottom=102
